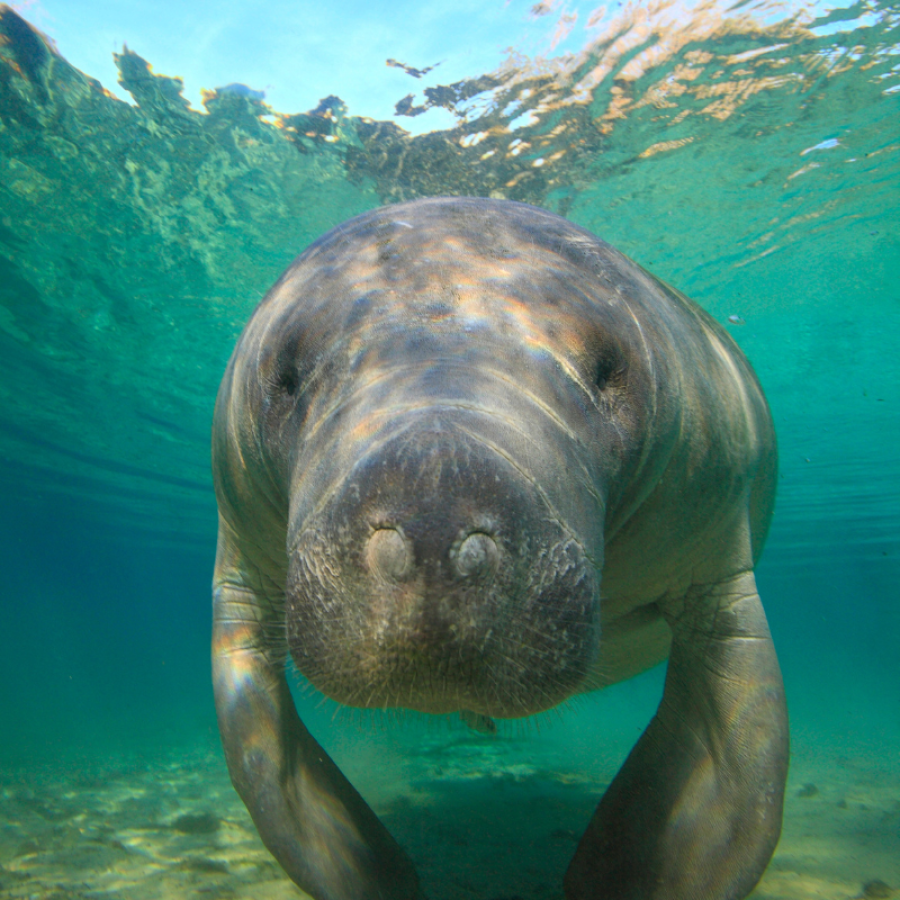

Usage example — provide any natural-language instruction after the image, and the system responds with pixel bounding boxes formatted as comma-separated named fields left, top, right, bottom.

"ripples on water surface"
left=0, top=0, right=897, bottom=897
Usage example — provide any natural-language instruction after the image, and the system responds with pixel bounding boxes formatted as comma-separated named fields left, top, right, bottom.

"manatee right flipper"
left=564, top=569, right=789, bottom=900
left=212, top=520, right=425, bottom=900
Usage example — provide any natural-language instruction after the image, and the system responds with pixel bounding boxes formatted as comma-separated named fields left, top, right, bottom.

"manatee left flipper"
left=212, top=520, right=425, bottom=900
left=564, top=569, right=789, bottom=900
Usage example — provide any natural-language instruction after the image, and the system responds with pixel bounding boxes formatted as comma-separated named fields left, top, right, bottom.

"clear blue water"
left=0, top=2, right=897, bottom=897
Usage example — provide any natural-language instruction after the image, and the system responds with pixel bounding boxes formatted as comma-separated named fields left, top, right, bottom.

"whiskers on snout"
left=282, top=420, right=601, bottom=721
left=291, top=616, right=594, bottom=723
left=285, top=529, right=599, bottom=721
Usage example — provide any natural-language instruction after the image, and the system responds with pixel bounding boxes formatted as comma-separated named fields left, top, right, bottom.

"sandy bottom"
left=1, top=729, right=897, bottom=900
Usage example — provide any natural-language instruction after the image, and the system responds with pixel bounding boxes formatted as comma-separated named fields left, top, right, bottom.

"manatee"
left=211, top=197, right=788, bottom=900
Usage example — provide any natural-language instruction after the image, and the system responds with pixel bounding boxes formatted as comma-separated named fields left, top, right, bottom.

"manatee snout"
left=285, top=421, right=599, bottom=718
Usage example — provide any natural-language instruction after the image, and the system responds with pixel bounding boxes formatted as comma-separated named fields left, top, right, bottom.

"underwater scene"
left=0, top=0, right=898, bottom=898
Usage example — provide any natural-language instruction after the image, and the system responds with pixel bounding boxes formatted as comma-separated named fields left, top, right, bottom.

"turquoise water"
left=0, top=2, right=897, bottom=898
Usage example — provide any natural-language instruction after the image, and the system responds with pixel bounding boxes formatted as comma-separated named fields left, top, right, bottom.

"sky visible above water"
left=12, top=0, right=849, bottom=133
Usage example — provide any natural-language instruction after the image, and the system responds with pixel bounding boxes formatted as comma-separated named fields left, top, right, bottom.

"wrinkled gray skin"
left=212, top=197, right=788, bottom=900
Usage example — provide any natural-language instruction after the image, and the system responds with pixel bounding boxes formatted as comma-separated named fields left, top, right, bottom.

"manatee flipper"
left=564, top=569, right=788, bottom=900
left=212, top=521, right=424, bottom=900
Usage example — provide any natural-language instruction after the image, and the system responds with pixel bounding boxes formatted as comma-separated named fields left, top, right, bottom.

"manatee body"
left=211, top=197, right=788, bottom=900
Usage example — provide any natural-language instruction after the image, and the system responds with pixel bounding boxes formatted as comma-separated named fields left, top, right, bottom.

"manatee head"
left=223, top=197, right=659, bottom=720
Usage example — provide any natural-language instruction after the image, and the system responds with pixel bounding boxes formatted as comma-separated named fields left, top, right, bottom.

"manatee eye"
left=260, top=338, right=309, bottom=424
left=263, top=335, right=305, bottom=399
left=277, top=367, right=299, bottom=397
left=594, top=347, right=625, bottom=391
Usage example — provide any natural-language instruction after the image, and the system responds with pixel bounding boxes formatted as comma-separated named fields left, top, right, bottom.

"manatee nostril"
left=454, top=532, right=499, bottom=579
left=366, top=528, right=411, bottom=580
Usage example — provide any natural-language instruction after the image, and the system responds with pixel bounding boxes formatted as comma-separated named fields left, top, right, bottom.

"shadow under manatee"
left=381, top=770, right=603, bottom=900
